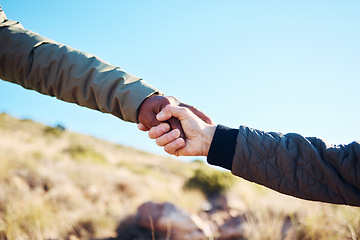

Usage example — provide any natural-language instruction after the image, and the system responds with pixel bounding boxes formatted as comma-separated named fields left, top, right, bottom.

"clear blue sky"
left=1, top=0, right=359, bottom=160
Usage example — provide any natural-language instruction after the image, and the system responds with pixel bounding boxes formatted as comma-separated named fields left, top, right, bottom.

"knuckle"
left=179, top=107, right=190, bottom=115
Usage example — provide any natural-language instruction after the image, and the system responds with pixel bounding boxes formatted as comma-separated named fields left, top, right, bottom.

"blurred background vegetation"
left=0, top=113, right=359, bottom=239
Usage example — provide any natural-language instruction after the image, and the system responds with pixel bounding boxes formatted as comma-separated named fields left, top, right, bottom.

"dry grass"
left=0, top=113, right=204, bottom=239
left=0, top=113, right=359, bottom=239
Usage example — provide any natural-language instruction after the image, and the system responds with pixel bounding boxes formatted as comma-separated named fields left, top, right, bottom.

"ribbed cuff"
left=207, top=125, right=238, bottom=171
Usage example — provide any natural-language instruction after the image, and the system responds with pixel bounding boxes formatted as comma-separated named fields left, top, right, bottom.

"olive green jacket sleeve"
left=0, top=6, right=160, bottom=123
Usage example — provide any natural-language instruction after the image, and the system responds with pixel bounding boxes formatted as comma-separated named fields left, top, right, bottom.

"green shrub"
left=191, top=159, right=205, bottom=164
left=43, top=126, right=63, bottom=137
left=184, top=167, right=235, bottom=196
left=65, top=144, right=107, bottom=164
left=20, top=118, right=34, bottom=123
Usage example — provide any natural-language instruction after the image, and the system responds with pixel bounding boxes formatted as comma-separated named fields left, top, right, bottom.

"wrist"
left=202, top=125, right=216, bottom=156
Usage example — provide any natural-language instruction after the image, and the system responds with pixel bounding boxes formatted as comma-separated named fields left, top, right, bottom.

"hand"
left=138, top=95, right=213, bottom=139
left=148, top=105, right=216, bottom=156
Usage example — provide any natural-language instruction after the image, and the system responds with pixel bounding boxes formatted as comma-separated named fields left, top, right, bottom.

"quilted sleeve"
left=0, top=6, right=160, bottom=123
left=232, top=126, right=360, bottom=206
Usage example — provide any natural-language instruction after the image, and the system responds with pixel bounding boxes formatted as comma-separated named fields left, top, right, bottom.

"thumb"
left=157, top=105, right=190, bottom=122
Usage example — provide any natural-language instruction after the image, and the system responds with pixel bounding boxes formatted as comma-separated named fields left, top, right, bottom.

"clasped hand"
left=138, top=99, right=216, bottom=157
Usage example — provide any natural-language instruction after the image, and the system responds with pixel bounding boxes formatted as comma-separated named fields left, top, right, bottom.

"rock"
left=217, top=214, right=247, bottom=240
left=201, top=194, right=246, bottom=232
left=136, top=201, right=208, bottom=240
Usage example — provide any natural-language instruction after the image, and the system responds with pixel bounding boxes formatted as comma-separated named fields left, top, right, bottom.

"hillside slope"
left=0, top=113, right=359, bottom=239
left=0, top=113, right=212, bottom=238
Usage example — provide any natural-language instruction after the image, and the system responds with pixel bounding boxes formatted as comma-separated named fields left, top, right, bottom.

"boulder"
left=136, top=201, right=208, bottom=240
left=217, top=214, right=247, bottom=240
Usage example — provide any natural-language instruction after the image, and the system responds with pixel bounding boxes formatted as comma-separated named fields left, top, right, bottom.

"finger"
left=155, top=129, right=181, bottom=147
left=163, top=138, right=186, bottom=155
left=148, top=123, right=171, bottom=139
left=138, top=122, right=150, bottom=131
left=167, top=117, right=186, bottom=139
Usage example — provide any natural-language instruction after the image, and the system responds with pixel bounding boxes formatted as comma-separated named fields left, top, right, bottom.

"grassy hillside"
left=0, top=113, right=359, bottom=239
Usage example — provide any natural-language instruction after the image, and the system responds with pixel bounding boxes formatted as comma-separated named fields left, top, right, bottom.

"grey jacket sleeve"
left=207, top=125, right=360, bottom=206
left=0, top=6, right=160, bottom=123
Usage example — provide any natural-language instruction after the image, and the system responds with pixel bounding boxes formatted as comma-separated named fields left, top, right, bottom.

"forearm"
left=207, top=125, right=360, bottom=206
left=0, top=7, right=159, bottom=123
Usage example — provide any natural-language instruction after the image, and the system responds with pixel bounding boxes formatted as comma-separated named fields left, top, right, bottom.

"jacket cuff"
left=121, top=79, right=162, bottom=123
left=207, top=125, right=238, bottom=171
